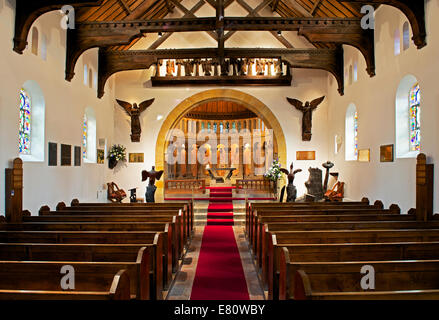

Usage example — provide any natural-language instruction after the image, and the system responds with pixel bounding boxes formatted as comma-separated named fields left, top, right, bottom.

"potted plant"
left=108, top=144, right=126, bottom=169
left=264, top=160, right=283, bottom=199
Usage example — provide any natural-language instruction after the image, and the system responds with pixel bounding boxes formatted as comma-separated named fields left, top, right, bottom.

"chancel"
left=1, top=0, right=439, bottom=304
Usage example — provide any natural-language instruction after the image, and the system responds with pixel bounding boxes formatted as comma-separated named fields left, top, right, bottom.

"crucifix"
left=286, top=96, right=325, bottom=141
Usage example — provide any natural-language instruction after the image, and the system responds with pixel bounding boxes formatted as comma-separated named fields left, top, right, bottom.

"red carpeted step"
left=207, top=187, right=235, bottom=191
left=207, top=219, right=235, bottom=226
left=208, top=203, right=233, bottom=212
left=210, top=192, right=233, bottom=197
left=208, top=197, right=235, bottom=202
left=207, top=212, right=234, bottom=219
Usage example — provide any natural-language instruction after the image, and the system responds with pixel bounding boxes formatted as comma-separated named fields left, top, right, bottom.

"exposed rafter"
left=97, top=47, right=344, bottom=98
left=13, top=0, right=103, bottom=54
left=66, top=16, right=373, bottom=80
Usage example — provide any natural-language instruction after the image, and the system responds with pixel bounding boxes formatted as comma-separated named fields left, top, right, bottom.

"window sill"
left=19, top=155, right=44, bottom=163
left=396, top=151, right=419, bottom=159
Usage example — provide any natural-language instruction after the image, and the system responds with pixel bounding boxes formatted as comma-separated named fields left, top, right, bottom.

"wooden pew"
left=253, top=214, right=416, bottom=274
left=0, top=230, right=164, bottom=300
left=266, top=229, right=439, bottom=299
left=278, top=242, right=439, bottom=300
left=68, top=200, right=194, bottom=236
left=246, top=199, right=374, bottom=237
left=0, top=262, right=131, bottom=300
left=248, top=202, right=394, bottom=245
left=29, top=212, right=184, bottom=273
left=44, top=207, right=189, bottom=254
left=0, top=243, right=151, bottom=300
left=292, top=260, right=439, bottom=300
left=1, top=221, right=174, bottom=289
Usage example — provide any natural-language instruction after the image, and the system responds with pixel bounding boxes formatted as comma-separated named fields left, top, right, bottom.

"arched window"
left=19, top=89, right=32, bottom=155
left=353, top=62, right=358, bottom=82
left=89, top=68, right=93, bottom=88
left=41, top=34, right=47, bottom=61
left=84, top=64, right=88, bottom=86
left=396, top=75, right=421, bottom=158
left=345, top=104, right=358, bottom=161
left=394, top=29, right=401, bottom=56
left=403, top=22, right=410, bottom=51
left=19, top=81, right=45, bottom=162
left=83, top=107, right=97, bottom=163
left=31, top=27, right=39, bottom=56
left=409, top=83, right=421, bottom=151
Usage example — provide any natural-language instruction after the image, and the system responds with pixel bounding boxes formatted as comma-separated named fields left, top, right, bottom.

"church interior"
left=0, top=0, right=439, bottom=302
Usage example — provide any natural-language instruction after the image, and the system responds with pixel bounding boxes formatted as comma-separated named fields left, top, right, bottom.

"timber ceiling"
left=186, top=101, right=258, bottom=120
left=74, top=0, right=365, bottom=50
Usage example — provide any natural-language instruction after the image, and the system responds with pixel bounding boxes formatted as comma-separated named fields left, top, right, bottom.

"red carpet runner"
left=190, top=187, right=250, bottom=300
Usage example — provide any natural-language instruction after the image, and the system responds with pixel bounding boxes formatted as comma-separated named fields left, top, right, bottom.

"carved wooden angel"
left=116, top=98, right=155, bottom=142
left=287, top=96, right=325, bottom=141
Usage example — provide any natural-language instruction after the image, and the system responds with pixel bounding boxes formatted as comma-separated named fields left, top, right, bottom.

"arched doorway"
left=155, top=89, right=287, bottom=196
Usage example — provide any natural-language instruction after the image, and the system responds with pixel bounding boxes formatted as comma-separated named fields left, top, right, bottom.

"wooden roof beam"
left=13, top=0, right=104, bottom=54
left=97, top=47, right=344, bottom=98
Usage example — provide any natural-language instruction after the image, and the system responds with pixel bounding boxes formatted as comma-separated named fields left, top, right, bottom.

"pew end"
left=38, top=206, right=50, bottom=216
left=293, top=270, right=312, bottom=300
left=136, top=247, right=151, bottom=300
left=56, top=202, right=67, bottom=211
left=374, top=200, right=384, bottom=209
left=278, top=247, right=290, bottom=300
left=109, top=270, right=131, bottom=300
left=71, top=199, right=80, bottom=206
left=389, top=204, right=401, bottom=214
left=361, top=197, right=370, bottom=205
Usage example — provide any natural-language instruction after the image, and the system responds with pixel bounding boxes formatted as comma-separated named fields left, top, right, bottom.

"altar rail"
left=236, top=179, right=275, bottom=193
left=165, top=179, right=206, bottom=194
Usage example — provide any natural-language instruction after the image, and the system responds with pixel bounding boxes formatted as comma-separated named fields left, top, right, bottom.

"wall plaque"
left=380, top=144, right=394, bottom=162
left=97, top=149, right=105, bottom=164
left=48, top=143, right=57, bottom=166
left=296, top=151, right=316, bottom=161
left=358, top=149, right=370, bottom=162
left=129, top=153, right=145, bottom=163
left=61, top=144, right=71, bottom=166
left=74, top=146, right=81, bottom=167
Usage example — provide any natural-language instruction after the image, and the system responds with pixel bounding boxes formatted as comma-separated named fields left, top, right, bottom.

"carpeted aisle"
left=190, top=187, right=250, bottom=300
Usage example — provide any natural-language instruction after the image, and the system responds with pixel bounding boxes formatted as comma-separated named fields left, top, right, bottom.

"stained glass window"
left=82, top=114, right=88, bottom=159
left=19, top=89, right=31, bottom=155
left=409, top=83, right=421, bottom=151
left=354, top=111, right=358, bottom=158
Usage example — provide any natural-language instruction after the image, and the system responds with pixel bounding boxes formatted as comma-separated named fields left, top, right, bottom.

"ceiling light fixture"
left=277, top=30, right=282, bottom=36
left=158, top=32, right=163, bottom=38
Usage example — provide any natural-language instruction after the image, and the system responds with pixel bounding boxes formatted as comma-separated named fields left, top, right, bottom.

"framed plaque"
left=296, top=151, right=316, bottom=161
left=129, top=153, right=145, bottom=163
left=61, top=144, right=72, bottom=166
left=380, top=144, right=394, bottom=162
left=358, top=149, right=370, bottom=162
left=48, top=142, right=57, bottom=166
left=74, top=146, right=81, bottom=167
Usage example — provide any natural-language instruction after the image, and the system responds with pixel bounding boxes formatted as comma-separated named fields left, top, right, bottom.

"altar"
left=207, top=167, right=237, bottom=183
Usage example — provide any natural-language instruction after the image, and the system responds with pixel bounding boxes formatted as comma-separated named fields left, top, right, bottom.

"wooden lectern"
left=5, top=158, right=23, bottom=223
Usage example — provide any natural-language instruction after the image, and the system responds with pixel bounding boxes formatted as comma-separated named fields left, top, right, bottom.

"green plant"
left=108, top=144, right=127, bottom=162
left=264, top=160, right=282, bottom=182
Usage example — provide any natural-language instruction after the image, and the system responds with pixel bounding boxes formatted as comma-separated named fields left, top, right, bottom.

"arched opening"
left=31, top=27, right=39, bottom=56
left=345, top=103, right=358, bottom=161
left=403, top=22, right=410, bottom=51
left=394, top=29, right=401, bottom=56
left=155, top=89, right=287, bottom=195
left=83, top=107, right=97, bottom=163
left=19, top=80, right=45, bottom=162
left=396, top=75, right=421, bottom=158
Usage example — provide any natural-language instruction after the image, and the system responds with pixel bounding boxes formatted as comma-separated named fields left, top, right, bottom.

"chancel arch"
left=155, top=89, right=287, bottom=196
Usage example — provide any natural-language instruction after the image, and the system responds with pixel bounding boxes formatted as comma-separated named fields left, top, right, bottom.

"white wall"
left=326, top=2, right=439, bottom=213
left=0, top=1, right=115, bottom=215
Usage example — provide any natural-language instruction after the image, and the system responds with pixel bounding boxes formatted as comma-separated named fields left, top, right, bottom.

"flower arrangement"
left=108, top=144, right=126, bottom=169
left=108, top=144, right=127, bottom=161
left=264, top=160, right=282, bottom=182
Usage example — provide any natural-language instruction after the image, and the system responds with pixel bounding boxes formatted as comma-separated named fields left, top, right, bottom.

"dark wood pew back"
left=0, top=262, right=132, bottom=300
